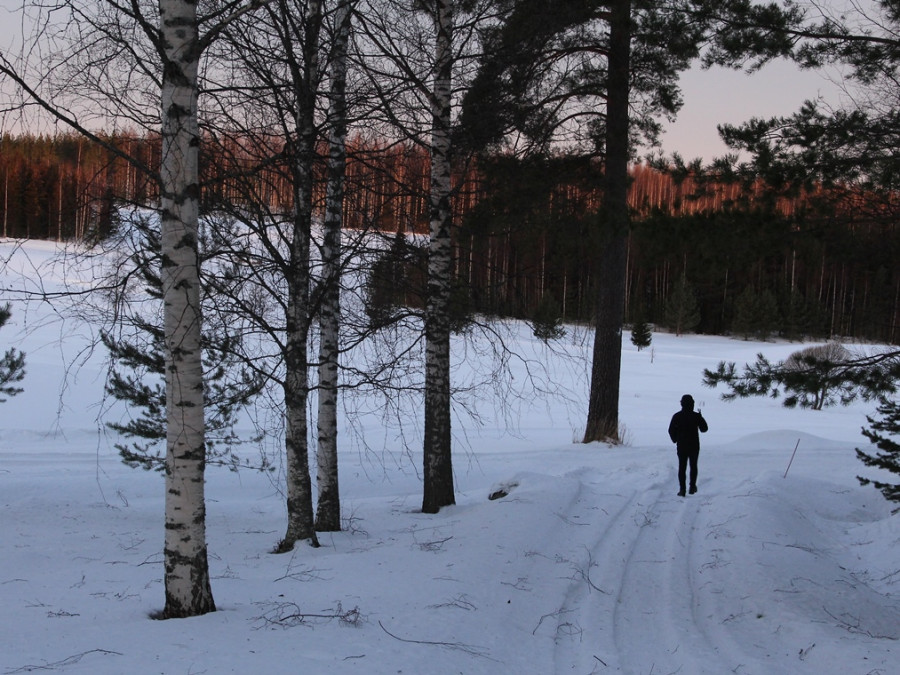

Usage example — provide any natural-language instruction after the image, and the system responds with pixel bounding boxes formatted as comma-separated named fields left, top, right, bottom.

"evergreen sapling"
left=857, top=397, right=900, bottom=509
left=0, top=304, right=25, bottom=401
left=630, top=315, right=652, bottom=350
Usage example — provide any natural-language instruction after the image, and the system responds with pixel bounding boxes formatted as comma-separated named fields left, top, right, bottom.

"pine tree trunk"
left=315, top=0, right=353, bottom=533
left=279, top=0, right=323, bottom=551
left=159, top=0, right=214, bottom=618
left=583, top=0, right=631, bottom=444
left=422, top=0, right=455, bottom=514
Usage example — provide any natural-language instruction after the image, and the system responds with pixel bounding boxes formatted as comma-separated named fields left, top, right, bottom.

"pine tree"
left=101, top=218, right=264, bottom=471
left=704, top=345, right=898, bottom=409
left=102, top=322, right=263, bottom=472
left=780, top=342, right=853, bottom=410
left=0, top=304, right=25, bottom=401
left=857, top=397, right=900, bottom=508
left=583, top=0, right=631, bottom=444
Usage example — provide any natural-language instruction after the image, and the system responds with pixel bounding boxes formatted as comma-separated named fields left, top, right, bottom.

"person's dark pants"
left=677, top=449, right=699, bottom=494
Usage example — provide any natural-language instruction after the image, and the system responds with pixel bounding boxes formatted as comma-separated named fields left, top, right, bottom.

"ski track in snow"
left=543, top=464, right=900, bottom=675
left=550, top=471, right=756, bottom=675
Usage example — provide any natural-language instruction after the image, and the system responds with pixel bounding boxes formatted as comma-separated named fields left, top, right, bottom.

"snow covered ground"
left=1, top=238, right=897, bottom=674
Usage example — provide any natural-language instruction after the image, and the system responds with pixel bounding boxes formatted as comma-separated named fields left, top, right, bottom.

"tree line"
left=3, top=131, right=897, bottom=344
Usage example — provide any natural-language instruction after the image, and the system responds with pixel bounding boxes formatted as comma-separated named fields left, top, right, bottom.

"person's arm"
left=668, top=414, right=679, bottom=443
left=697, top=411, right=708, bottom=433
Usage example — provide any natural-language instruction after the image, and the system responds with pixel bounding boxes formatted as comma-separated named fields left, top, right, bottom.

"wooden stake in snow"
left=783, top=438, right=801, bottom=478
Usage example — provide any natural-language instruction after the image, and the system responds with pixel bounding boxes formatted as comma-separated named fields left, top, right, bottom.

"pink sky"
left=660, top=59, right=847, bottom=162
left=1, top=1, right=847, bottom=163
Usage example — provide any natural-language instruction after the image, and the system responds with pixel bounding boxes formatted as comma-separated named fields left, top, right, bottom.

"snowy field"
left=1, top=238, right=897, bottom=674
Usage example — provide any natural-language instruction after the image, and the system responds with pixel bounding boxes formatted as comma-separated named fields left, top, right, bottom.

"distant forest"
left=2, top=132, right=898, bottom=344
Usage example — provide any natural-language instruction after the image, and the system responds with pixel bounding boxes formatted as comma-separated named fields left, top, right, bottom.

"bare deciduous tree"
left=157, top=0, right=271, bottom=619
left=315, top=0, right=355, bottom=532
left=157, top=0, right=216, bottom=610
left=421, top=0, right=455, bottom=513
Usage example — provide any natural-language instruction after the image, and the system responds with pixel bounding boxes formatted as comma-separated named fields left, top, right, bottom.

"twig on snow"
left=415, top=536, right=453, bottom=552
left=428, top=594, right=477, bottom=611
left=823, top=606, right=897, bottom=639
left=568, top=546, right=608, bottom=594
left=378, top=620, right=495, bottom=660
left=5, top=649, right=122, bottom=673
left=253, top=601, right=363, bottom=629
left=533, top=607, right=582, bottom=641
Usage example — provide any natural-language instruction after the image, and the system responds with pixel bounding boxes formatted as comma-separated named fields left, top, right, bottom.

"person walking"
left=668, top=394, right=708, bottom=497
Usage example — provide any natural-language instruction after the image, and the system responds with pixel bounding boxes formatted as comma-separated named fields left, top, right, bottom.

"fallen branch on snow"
left=5, top=648, right=122, bottom=673
left=378, top=620, right=495, bottom=660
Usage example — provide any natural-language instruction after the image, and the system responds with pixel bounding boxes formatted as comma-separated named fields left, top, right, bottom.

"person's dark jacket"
left=668, top=403, right=708, bottom=453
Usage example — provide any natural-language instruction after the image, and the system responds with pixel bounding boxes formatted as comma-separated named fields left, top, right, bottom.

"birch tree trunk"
left=159, top=0, right=215, bottom=617
left=279, top=0, right=323, bottom=551
left=315, top=0, right=353, bottom=533
left=422, top=0, right=455, bottom=514
left=583, top=0, right=631, bottom=444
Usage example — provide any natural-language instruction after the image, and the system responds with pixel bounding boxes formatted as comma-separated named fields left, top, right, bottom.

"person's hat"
left=680, top=394, right=694, bottom=406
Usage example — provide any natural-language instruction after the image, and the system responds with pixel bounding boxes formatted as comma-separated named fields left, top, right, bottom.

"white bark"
left=279, top=0, right=323, bottom=551
left=422, top=0, right=455, bottom=514
left=315, top=0, right=353, bottom=533
left=159, top=0, right=214, bottom=617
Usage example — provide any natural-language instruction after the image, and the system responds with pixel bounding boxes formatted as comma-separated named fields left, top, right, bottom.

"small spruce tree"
left=448, top=277, right=475, bottom=335
left=630, top=312, right=652, bottom=351
left=0, top=304, right=26, bottom=401
left=857, top=397, right=900, bottom=509
left=732, top=287, right=757, bottom=339
left=531, top=294, right=566, bottom=342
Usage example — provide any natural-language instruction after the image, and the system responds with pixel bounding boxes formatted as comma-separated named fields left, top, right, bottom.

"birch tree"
left=422, top=0, right=455, bottom=513
left=201, top=0, right=331, bottom=549
left=272, top=0, right=325, bottom=551
left=158, top=0, right=275, bottom=618
left=315, top=0, right=355, bottom=532
left=156, top=0, right=216, bottom=615
left=355, top=0, right=473, bottom=513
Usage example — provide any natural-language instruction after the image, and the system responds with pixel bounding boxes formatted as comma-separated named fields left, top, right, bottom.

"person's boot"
left=689, top=485, right=697, bottom=495
left=677, top=487, right=686, bottom=497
